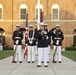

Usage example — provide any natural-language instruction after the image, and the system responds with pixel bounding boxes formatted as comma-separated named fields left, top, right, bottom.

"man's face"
left=53, top=29, right=56, bottom=32
left=44, top=26, right=47, bottom=29
left=16, top=26, right=20, bottom=30
left=56, top=27, right=60, bottom=30
left=40, top=25, right=44, bottom=30
left=29, top=27, right=33, bottom=31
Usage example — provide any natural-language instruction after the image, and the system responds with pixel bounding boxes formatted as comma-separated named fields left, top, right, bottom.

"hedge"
left=4, top=46, right=13, bottom=50
left=65, top=47, right=76, bottom=51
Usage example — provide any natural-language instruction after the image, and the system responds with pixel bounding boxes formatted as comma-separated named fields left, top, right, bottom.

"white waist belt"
left=54, top=38, right=61, bottom=39
left=15, top=37, right=21, bottom=39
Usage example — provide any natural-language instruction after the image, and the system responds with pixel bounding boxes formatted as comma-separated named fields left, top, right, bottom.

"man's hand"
left=15, top=40, right=19, bottom=44
left=56, top=40, right=59, bottom=45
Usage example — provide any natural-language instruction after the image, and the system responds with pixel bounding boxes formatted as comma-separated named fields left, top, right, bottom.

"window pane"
left=20, top=9, right=26, bottom=19
left=0, top=8, right=2, bottom=19
left=0, top=8, right=2, bottom=13
left=53, top=9, right=58, bottom=14
left=21, top=15, right=26, bottom=19
left=21, top=9, right=26, bottom=14
left=36, top=9, right=42, bottom=14
left=36, top=9, right=42, bottom=20
left=53, top=15, right=58, bottom=19
left=36, top=15, right=38, bottom=20
left=36, top=9, right=38, bottom=14
left=52, top=9, right=58, bottom=20
left=0, top=14, right=2, bottom=19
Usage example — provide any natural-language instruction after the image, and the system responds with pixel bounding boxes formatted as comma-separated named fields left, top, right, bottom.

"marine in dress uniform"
left=43, top=24, right=51, bottom=63
left=34, top=22, right=49, bottom=67
left=12, top=24, right=23, bottom=63
left=28, top=25, right=36, bottom=63
left=52, top=25, right=64, bottom=63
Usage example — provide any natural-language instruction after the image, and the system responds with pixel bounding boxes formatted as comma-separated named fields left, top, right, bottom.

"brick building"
left=0, top=0, right=76, bottom=48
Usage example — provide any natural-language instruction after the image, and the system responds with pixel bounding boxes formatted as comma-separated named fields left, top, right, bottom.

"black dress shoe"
left=53, top=61, right=57, bottom=63
left=41, top=61, right=44, bottom=63
left=59, top=61, right=61, bottom=63
left=44, top=65, right=48, bottom=67
left=37, top=65, right=41, bottom=67
left=19, top=61, right=22, bottom=63
left=28, top=61, right=31, bottom=63
left=32, top=61, right=35, bottom=63
left=14, top=61, right=17, bottom=63
left=47, top=61, right=49, bottom=63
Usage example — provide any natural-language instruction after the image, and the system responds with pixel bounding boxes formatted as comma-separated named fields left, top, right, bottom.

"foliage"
left=4, top=46, right=13, bottom=50
left=65, top=47, right=76, bottom=51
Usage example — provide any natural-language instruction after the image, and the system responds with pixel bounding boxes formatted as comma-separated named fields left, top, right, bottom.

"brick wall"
left=0, top=0, right=76, bottom=47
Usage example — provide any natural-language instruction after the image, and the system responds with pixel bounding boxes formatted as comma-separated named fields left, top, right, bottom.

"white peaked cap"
left=16, top=24, right=20, bottom=27
left=55, top=24, right=60, bottom=27
left=29, top=24, right=33, bottom=28
left=39, top=22, right=45, bottom=26
left=44, top=23, right=48, bottom=26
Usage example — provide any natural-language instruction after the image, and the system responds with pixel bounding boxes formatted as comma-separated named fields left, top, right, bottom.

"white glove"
left=31, top=38, right=34, bottom=40
left=29, top=38, right=33, bottom=44
left=56, top=40, right=59, bottom=45
left=15, top=40, right=19, bottom=44
left=44, top=31, right=47, bottom=34
left=36, top=42, right=38, bottom=45
left=41, top=30, right=44, bottom=35
left=46, top=36, right=49, bottom=40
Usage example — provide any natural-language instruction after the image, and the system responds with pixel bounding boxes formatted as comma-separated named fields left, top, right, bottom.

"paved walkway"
left=0, top=51, right=76, bottom=75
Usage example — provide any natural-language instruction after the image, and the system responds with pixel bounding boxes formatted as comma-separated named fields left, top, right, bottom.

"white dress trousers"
left=34, top=45, right=38, bottom=55
left=28, top=46, right=35, bottom=62
left=14, top=45, right=22, bottom=62
left=47, top=45, right=50, bottom=62
left=53, top=45, right=62, bottom=61
left=38, top=47, right=48, bottom=65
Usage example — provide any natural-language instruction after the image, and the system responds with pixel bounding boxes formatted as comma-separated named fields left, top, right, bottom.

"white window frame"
left=51, top=4, right=59, bottom=21
left=19, top=4, right=27, bottom=20
left=0, top=4, right=3, bottom=20
left=35, top=4, right=43, bottom=20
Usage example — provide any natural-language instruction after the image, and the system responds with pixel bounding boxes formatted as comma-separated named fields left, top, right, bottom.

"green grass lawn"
left=62, top=51, right=76, bottom=61
left=0, top=50, right=13, bottom=60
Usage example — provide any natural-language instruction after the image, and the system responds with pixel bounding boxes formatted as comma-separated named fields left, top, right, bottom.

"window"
left=35, top=4, right=43, bottom=20
left=0, top=4, right=3, bottom=20
left=51, top=4, right=59, bottom=20
left=73, top=29, right=76, bottom=46
left=20, top=4, right=27, bottom=20
left=73, top=36, right=76, bottom=46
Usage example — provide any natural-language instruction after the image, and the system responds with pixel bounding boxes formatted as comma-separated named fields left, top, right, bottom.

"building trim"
left=45, top=20, right=76, bottom=22
left=0, top=20, right=76, bottom=22
left=64, top=35, right=73, bottom=37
